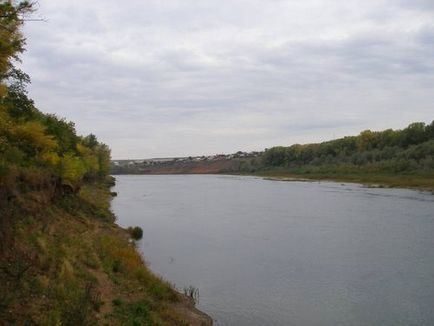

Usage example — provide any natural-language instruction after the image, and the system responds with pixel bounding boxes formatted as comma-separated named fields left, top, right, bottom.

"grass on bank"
left=0, top=179, right=207, bottom=325
left=249, top=169, right=434, bottom=192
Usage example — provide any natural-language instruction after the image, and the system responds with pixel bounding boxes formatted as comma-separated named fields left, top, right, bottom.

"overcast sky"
left=21, top=0, right=434, bottom=159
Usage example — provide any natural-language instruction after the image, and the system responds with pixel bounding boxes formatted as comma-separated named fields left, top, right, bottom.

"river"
left=112, top=174, right=434, bottom=326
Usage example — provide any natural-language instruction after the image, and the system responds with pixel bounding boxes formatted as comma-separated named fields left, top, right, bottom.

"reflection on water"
left=113, top=175, right=434, bottom=326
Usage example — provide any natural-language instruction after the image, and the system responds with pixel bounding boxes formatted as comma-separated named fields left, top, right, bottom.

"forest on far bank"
left=111, top=120, right=434, bottom=181
left=261, top=121, right=434, bottom=175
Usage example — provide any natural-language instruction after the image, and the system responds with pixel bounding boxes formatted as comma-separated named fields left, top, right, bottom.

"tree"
left=82, top=134, right=98, bottom=149
left=0, top=1, right=112, bottom=190
left=0, top=1, right=34, bottom=92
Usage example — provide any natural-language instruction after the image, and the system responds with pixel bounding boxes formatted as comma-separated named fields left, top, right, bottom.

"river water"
left=112, top=174, right=434, bottom=326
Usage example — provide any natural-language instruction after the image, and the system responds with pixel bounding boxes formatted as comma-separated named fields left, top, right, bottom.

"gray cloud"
left=394, top=0, right=434, bottom=11
left=20, top=0, right=434, bottom=158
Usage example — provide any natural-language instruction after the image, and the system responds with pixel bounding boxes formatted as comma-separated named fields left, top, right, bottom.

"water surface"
left=112, top=175, right=434, bottom=326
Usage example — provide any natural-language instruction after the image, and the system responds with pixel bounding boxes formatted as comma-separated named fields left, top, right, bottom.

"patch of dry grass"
left=0, top=179, right=212, bottom=325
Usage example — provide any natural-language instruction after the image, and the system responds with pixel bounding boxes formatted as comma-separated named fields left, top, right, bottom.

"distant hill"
left=111, top=121, right=434, bottom=190
left=111, top=151, right=261, bottom=174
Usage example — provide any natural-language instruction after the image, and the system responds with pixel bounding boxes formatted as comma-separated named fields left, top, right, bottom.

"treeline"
left=262, top=122, right=434, bottom=175
left=0, top=1, right=110, bottom=197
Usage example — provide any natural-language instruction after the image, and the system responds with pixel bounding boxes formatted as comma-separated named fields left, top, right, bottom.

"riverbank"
left=0, top=177, right=212, bottom=325
left=112, top=167, right=434, bottom=192
left=247, top=170, right=434, bottom=192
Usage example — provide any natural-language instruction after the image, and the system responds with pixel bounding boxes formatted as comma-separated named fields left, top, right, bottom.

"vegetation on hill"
left=0, top=1, right=110, bottom=199
left=257, top=121, right=434, bottom=189
left=262, top=121, right=434, bottom=174
left=111, top=121, right=434, bottom=190
left=1, top=179, right=212, bottom=324
left=0, top=2, right=211, bottom=324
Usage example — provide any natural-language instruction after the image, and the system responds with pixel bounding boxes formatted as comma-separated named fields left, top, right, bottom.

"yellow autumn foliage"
left=76, top=143, right=99, bottom=176
left=39, top=151, right=60, bottom=167
left=59, top=153, right=86, bottom=183
left=13, top=121, right=57, bottom=152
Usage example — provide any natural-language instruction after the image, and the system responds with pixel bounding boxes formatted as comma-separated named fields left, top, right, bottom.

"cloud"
left=394, top=0, right=434, bottom=11
left=20, top=0, right=434, bottom=158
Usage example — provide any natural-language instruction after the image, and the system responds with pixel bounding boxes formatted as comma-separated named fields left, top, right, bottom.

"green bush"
left=127, top=226, right=143, bottom=240
left=112, top=298, right=123, bottom=306
left=112, top=259, right=122, bottom=273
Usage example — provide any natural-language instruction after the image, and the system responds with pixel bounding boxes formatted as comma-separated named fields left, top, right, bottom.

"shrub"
left=127, top=226, right=143, bottom=240
left=112, top=298, right=123, bottom=306
left=183, top=286, right=199, bottom=304
left=112, top=259, right=122, bottom=273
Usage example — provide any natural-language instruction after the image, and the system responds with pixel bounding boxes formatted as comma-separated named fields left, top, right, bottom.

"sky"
left=21, top=0, right=434, bottom=159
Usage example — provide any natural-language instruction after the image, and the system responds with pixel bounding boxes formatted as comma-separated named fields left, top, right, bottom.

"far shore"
left=243, top=171, right=434, bottom=193
left=113, top=171, right=434, bottom=193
